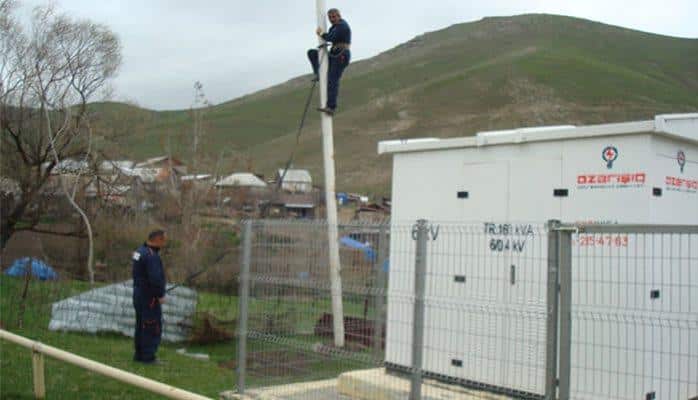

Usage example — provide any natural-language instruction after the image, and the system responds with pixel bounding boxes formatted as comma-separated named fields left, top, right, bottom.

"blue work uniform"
left=132, top=244, right=166, bottom=363
left=307, top=18, right=352, bottom=110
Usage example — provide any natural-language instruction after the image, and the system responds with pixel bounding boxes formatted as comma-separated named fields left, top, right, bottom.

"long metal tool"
left=165, top=249, right=231, bottom=293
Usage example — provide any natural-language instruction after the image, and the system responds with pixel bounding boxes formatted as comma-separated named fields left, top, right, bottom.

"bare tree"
left=180, top=82, right=215, bottom=276
left=0, top=0, right=121, bottom=283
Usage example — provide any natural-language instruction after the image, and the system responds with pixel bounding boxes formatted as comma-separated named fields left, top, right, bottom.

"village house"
left=133, top=156, right=188, bottom=184
left=275, top=169, right=312, bottom=193
left=262, top=169, right=322, bottom=218
left=214, top=172, right=268, bottom=212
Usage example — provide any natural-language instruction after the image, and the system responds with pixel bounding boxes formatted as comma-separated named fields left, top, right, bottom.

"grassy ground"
left=0, top=277, right=377, bottom=399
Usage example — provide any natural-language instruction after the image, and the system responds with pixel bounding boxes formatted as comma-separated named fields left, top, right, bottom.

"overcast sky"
left=17, top=0, right=698, bottom=110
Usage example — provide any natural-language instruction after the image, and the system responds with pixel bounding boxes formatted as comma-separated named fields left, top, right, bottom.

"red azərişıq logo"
left=602, top=146, right=618, bottom=169
left=577, top=173, right=646, bottom=185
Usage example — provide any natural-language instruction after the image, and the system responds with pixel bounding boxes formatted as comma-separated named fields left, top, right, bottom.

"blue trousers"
left=133, top=295, right=162, bottom=362
left=307, top=48, right=350, bottom=110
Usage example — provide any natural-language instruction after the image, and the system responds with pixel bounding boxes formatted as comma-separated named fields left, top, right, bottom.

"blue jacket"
left=322, top=19, right=351, bottom=48
left=132, top=244, right=166, bottom=301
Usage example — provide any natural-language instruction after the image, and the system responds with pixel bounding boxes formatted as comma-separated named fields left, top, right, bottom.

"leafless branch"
left=15, top=226, right=88, bottom=238
left=1, top=1, right=121, bottom=256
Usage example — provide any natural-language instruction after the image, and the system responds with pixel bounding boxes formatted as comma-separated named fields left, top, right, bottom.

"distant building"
left=354, top=201, right=391, bottom=223
left=47, top=158, right=91, bottom=175
left=276, top=169, right=312, bottom=193
left=134, top=156, right=187, bottom=183
left=214, top=172, right=269, bottom=213
left=85, top=182, right=133, bottom=208
left=265, top=188, right=323, bottom=219
left=135, top=156, right=186, bottom=171
left=216, top=173, right=267, bottom=188
left=123, top=168, right=159, bottom=184
left=99, top=160, right=134, bottom=174
left=181, top=174, right=213, bottom=183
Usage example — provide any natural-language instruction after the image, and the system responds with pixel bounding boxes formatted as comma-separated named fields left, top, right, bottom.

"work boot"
left=317, top=107, right=335, bottom=116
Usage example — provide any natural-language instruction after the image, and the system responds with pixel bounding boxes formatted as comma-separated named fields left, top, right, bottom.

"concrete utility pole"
left=316, top=0, right=345, bottom=348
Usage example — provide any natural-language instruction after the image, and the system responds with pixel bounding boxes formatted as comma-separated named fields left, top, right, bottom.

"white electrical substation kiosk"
left=378, top=114, right=698, bottom=399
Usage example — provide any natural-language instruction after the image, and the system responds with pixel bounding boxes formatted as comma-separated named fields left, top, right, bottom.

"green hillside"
left=102, top=14, right=698, bottom=194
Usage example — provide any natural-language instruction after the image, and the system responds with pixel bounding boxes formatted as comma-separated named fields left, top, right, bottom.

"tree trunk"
left=1, top=201, right=29, bottom=250
left=57, top=177, right=95, bottom=285
left=18, top=260, right=33, bottom=329
left=0, top=219, right=14, bottom=250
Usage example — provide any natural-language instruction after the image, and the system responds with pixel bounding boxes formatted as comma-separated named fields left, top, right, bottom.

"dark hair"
left=148, top=230, right=166, bottom=241
left=328, top=8, right=340, bottom=16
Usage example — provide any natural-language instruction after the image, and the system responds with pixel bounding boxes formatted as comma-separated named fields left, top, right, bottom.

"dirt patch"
left=188, top=312, right=235, bottom=344
left=219, top=350, right=312, bottom=377
left=314, top=312, right=385, bottom=349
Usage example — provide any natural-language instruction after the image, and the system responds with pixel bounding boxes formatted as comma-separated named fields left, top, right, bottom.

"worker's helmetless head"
left=147, top=229, right=167, bottom=249
left=327, top=8, right=341, bottom=24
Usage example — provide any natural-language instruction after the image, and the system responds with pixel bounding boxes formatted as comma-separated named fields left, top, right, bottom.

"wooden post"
left=315, top=0, right=345, bottom=348
left=32, top=350, right=46, bottom=399
left=1, top=329, right=212, bottom=400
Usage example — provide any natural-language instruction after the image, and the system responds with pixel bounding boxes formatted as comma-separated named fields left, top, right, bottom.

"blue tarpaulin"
left=5, top=257, right=58, bottom=281
left=340, top=236, right=376, bottom=262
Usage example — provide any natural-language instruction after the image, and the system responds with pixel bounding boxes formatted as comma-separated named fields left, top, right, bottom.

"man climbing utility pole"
left=308, top=8, right=351, bottom=115
left=315, top=0, right=345, bottom=348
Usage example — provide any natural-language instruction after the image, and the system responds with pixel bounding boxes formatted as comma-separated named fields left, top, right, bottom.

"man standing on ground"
left=307, top=8, right=351, bottom=116
left=132, top=230, right=167, bottom=364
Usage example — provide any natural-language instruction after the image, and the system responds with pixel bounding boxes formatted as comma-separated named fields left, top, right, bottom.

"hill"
left=102, top=14, right=698, bottom=194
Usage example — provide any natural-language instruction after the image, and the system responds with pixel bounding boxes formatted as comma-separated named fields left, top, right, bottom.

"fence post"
left=558, top=227, right=573, bottom=400
left=372, top=222, right=388, bottom=359
left=236, top=220, right=252, bottom=394
left=409, top=219, right=428, bottom=400
left=545, top=220, right=560, bottom=400
left=32, top=349, right=46, bottom=399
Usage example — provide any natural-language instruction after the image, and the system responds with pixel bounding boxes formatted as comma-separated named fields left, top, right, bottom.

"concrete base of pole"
left=220, top=369, right=514, bottom=400
left=338, top=369, right=512, bottom=400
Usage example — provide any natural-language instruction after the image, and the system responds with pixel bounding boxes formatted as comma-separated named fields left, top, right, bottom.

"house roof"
left=52, top=159, right=90, bottom=174
left=135, top=156, right=184, bottom=168
left=216, top=173, right=267, bottom=188
left=277, top=169, right=312, bottom=183
left=284, top=203, right=315, bottom=209
left=100, top=160, right=134, bottom=172
left=181, top=174, right=213, bottom=181
left=85, top=184, right=131, bottom=197
left=120, top=168, right=159, bottom=183
left=378, top=114, right=698, bottom=155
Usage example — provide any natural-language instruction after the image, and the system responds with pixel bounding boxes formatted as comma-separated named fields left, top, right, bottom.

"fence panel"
left=236, top=220, right=698, bottom=400
left=238, top=220, right=557, bottom=399
left=569, top=225, right=698, bottom=400
left=237, top=220, right=389, bottom=398
left=385, top=222, right=551, bottom=399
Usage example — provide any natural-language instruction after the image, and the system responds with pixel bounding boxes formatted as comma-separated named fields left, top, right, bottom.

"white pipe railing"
left=0, top=329, right=213, bottom=400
